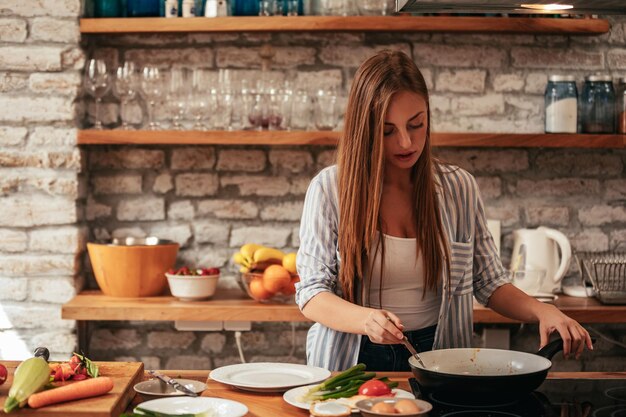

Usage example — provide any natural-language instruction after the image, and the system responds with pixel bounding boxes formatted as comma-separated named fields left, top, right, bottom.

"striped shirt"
left=295, top=164, right=510, bottom=371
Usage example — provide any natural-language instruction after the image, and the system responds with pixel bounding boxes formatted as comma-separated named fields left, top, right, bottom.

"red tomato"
left=69, top=355, right=82, bottom=370
left=0, top=364, right=7, bottom=386
left=358, top=380, right=392, bottom=396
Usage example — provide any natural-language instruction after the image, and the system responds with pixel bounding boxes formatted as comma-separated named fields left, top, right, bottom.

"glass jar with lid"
left=617, top=77, right=626, bottom=134
left=544, top=75, right=578, bottom=133
left=580, top=75, right=615, bottom=134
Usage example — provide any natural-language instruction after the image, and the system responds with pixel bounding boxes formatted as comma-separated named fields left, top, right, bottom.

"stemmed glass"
left=189, top=68, right=212, bottom=130
left=140, top=66, right=164, bottom=130
left=167, top=67, right=191, bottom=130
left=84, top=58, right=110, bottom=130
left=113, top=61, right=138, bottom=130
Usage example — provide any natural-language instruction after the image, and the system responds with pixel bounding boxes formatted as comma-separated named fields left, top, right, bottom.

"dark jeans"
left=357, top=325, right=436, bottom=372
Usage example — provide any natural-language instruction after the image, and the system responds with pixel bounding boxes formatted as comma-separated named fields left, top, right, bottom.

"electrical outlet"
left=224, top=321, right=252, bottom=331
left=174, top=321, right=223, bottom=331
left=481, top=327, right=510, bottom=349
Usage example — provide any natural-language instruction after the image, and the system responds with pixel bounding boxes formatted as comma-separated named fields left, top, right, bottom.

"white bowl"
left=166, top=273, right=219, bottom=301
left=355, top=398, right=432, bottom=417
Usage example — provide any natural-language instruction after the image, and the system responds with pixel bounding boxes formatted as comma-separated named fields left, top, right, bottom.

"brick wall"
left=0, top=0, right=85, bottom=360
left=84, top=17, right=626, bottom=370
left=1, top=5, right=625, bottom=369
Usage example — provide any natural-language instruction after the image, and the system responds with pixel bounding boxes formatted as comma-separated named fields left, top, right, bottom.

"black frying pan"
left=408, top=338, right=566, bottom=400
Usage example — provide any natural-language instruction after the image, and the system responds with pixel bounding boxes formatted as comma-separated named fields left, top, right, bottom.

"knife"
left=148, top=370, right=198, bottom=397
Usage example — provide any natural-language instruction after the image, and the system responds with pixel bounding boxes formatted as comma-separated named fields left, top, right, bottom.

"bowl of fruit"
left=165, top=266, right=220, bottom=301
left=233, top=244, right=299, bottom=303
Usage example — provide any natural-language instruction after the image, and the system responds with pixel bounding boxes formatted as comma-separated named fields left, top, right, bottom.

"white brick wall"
left=82, top=17, right=626, bottom=369
left=2, top=9, right=625, bottom=372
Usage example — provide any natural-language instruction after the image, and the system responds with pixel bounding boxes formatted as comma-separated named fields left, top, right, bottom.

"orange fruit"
left=281, top=275, right=299, bottom=295
left=262, top=265, right=291, bottom=294
left=249, top=277, right=273, bottom=300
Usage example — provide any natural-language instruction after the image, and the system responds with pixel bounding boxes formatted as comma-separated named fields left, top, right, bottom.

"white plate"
left=135, top=397, right=248, bottom=417
left=134, top=378, right=207, bottom=397
left=210, top=362, right=331, bottom=393
left=283, top=384, right=415, bottom=412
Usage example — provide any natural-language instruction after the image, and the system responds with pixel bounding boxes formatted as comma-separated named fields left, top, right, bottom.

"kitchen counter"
left=63, top=290, right=626, bottom=323
left=128, top=370, right=626, bottom=415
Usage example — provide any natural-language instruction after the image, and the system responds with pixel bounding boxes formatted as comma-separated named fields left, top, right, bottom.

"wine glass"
left=84, top=58, right=110, bottom=130
left=140, top=66, right=164, bottom=130
left=167, top=67, right=191, bottom=131
left=189, top=68, right=212, bottom=130
left=113, top=61, right=139, bottom=130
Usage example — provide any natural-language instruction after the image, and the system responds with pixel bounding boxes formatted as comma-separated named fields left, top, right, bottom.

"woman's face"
left=382, top=90, right=428, bottom=171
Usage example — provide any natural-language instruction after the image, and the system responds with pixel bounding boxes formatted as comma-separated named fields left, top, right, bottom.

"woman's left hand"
left=536, top=304, right=593, bottom=359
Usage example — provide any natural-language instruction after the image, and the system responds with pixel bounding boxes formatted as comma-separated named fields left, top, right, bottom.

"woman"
left=295, top=50, right=592, bottom=372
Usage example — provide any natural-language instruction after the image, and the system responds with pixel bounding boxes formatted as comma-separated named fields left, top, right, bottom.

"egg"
left=370, top=401, right=396, bottom=414
left=393, top=399, right=421, bottom=415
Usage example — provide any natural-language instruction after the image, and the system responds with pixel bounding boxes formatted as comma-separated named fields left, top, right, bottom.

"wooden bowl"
left=87, top=238, right=179, bottom=297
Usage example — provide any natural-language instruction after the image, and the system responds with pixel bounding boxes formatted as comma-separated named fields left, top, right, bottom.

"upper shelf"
left=79, top=16, right=610, bottom=34
left=77, top=130, right=626, bottom=148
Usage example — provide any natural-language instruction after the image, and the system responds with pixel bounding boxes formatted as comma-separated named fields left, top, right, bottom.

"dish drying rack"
left=574, top=250, right=626, bottom=304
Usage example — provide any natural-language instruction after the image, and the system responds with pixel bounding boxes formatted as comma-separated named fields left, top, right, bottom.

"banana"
left=252, top=247, right=285, bottom=263
left=240, top=265, right=250, bottom=273
left=240, top=243, right=265, bottom=259
left=232, top=252, right=249, bottom=267
left=250, top=259, right=283, bottom=272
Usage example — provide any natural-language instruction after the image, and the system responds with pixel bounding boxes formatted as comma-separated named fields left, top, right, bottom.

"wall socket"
left=174, top=321, right=251, bottom=331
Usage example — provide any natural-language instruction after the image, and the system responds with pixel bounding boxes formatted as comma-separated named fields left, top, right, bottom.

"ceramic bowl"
left=355, top=398, right=432, bottom=417
left=166, top=273, right=220, bottom=301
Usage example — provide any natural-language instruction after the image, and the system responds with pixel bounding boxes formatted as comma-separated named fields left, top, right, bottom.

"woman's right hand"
left=364, top=309, right=405, bottom=344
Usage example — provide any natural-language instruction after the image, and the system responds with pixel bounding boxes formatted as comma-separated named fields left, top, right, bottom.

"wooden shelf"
left=62, top=290, right=626, bottom=323
left=77, top=130, right=625, bottom=148
left=79, top=16, right=610, bottom=34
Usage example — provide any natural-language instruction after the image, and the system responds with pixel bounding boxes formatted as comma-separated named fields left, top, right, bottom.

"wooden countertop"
left=128, top=370, right=626, bottom=414
left=62, top=290, right=626, bottom=323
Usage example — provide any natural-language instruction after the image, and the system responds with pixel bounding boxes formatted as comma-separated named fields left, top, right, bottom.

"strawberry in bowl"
left=166, top=266, right=220, bottom=301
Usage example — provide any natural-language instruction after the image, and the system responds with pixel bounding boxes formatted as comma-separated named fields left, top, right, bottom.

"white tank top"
left=364, top=233, right=442, bottom=331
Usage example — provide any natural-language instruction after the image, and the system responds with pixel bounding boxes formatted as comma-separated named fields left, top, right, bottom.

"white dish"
left=166, top=273, right=219, bottom=301
left=283, top=384, right=415, bottom=412
left=135, top=396, right=247, bottom=417
left=210, top=362, right=331, bottom=393
left=562, top=284, right=595, bottom=298
left=134, top=378, right=207, bottom=397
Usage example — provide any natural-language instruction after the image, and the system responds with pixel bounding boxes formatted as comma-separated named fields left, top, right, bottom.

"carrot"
left=27, top=376, right=114, bottom=409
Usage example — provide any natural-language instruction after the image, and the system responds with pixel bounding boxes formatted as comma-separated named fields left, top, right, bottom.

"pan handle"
left=536, top=337, right=597, bottom=360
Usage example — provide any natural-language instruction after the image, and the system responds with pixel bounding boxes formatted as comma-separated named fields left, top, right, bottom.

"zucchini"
left=3, top=357, right=50, bottom=413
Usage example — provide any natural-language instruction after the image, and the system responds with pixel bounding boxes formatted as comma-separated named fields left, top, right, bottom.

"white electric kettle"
left=510, top=227, right=572, bottom=294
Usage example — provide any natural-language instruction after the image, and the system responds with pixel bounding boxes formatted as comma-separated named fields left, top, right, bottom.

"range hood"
left=397, top=0, right=626, bottom=15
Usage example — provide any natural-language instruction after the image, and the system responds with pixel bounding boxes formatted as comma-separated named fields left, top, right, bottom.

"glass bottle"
left=544, top=75, right=577, bottom=134
left=127, top=0, right=160, bottom=16
left=232, top=0, right=259, bottom=15
left=617, top=77, right=626, bottom=134
left=580, top=75, right=615, bottom=134
left=94, top=0, right=122, bottom=16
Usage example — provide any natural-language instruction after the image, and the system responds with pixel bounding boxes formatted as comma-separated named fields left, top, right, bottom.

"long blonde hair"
left=337, top=50, right=450, bottom=304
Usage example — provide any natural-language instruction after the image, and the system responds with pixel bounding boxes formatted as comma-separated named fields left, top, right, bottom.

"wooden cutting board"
left=0, top=361, right=143, bottom=417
